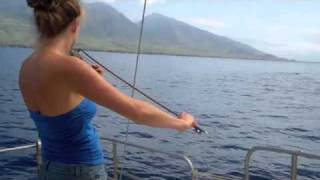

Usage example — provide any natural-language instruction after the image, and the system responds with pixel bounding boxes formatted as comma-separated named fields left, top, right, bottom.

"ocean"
left=0, top=47, right=319, bottom=180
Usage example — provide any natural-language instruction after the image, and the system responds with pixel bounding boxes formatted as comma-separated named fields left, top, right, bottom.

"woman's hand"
left=177, top=112, right=197, bottom=132
left=91, top=64, right=104, bottom=75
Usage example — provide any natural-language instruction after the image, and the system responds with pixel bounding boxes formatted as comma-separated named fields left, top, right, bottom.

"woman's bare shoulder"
left=57, top=54, right=91, bottom=73
left=56, top=54, right=103, bottom=88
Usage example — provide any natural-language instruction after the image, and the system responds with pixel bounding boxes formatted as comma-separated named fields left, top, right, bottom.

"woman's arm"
left=62, top=56, right=195, bottom=132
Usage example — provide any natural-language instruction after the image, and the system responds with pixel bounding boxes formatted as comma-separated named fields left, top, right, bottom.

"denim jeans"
left=39, top=161, right=108, bottom=180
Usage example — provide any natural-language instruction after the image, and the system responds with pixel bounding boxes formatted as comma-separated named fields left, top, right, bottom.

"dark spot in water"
left=264, top=87, right=275, bottom=92
left=285, top=127, right=309, bottom=132
left=0, top=98, right=13, bottom=102
left=298, top=168, right=320, bottom=179
left=112, top=134, right=122, bottom=139
left=299, top=135, right=320, bottom=141
left=209, top=121, right=221, bottom=125
left=241, top=94, right=253, bottom=97
left=98, top=114, right=109, bottom=118
left=199, top=114, right=211, bottom=119
left=241, top=117, right=250, bottom=120
left=258, top=114, right=289, bottom=119
left=10, top=121, right=24, bottom=125
left=249, top=167, right=277, bottom=180
left=170, top=80, right=183, bottom=85
left=239, top=131, right=249, bottom=135
left=119, top=131, right=154, bottom=139
left=220, top=145, right=248, bottom=151
left=16, top=116, right=28, bottom=120
left=209, top=114, right=230, bottom=119
left=227, top=136, right=239, bottom=139
left=217, top=123, right=240, bottom=129
left=222, top=89, right=233, bottom=94
left=10, top=109, right=25, bottom=113
left=245, top=136, right=257, bottom=140
left=234, top=110, right=246, bottom=114
left=20, top=127, right=36, bottom=131
left=0, top=138, right=33, bottom=148
left=159, top=139, right=169, bottom=143
left=227, top=171, right=243, bottom=178
left=169, top=85, right=178, bottom=88
left=0, top=155, right=37, bottom=179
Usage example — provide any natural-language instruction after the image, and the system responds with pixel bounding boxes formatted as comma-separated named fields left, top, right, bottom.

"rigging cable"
left=122, top=0, right=148, bottom=178
left=75, top=0, right=208, bottom=176
left=77, top=49, right=208, bottom=135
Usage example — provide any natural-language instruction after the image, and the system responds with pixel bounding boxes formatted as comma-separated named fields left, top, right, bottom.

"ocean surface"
left=0, top=47, right=319, bottom=180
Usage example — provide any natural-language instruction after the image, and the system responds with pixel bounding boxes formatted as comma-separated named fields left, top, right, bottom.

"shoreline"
left=0, top=44, right=295, bottom=62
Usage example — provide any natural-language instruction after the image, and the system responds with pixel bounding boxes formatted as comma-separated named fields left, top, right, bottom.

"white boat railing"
left=244, top=146, right=320, bottom=180
left=0, top=138, right=198, bottom=180
left=0, top=144, right=36, bottom=153
left=3, top=142, right=320, bottom=179
left=103, top=137, right=198, bottom=180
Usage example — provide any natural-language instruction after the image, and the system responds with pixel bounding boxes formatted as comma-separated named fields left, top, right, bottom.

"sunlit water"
left=0, top=47, right=319, bottom=180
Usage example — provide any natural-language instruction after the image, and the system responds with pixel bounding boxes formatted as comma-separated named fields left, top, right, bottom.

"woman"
left=19, top=0, right=196, bottom=179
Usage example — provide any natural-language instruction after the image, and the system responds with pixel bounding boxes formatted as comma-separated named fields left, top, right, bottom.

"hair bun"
left=27, top=0, right=61, bottom=11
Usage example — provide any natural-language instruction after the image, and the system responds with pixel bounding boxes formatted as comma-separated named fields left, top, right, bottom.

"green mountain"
left=78, top=2, right=140, bottom=51
left=0, top=0, right=288, bottom=60
left=140, top=13, right=280, bottom=60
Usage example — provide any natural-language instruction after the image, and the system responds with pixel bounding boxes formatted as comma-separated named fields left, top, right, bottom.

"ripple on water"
left=217, top=123, right=241, bottom=129
left=0, top=155, right=37, bottom=179
left=258, top=114, right=289, bottom=119
left=264, top=87, right=276, bottom=92
left=245, top=136, right=258, bottom=140
left=297, top=168, right=320, bottom=179
left=210, top=114, right=230, bottom=119
left=209, top=121, right=222, bottom=125
left=2, top=48, right=320, bottom=180
left=159, top=139, right=169, bottom=143
left=298, top=135, right=320, bottom=142
left=119, top=131, right=154, bottom=139
left=97, top=114, right=109, bottom=118
left=219, top=145, right=248, bottom=151
left=0, top=98, right=13, bottom=102
left=234, top=110, right=246, bottom=114
left=0, top=138, right=33, bottom=148
left=11, top=88, right=20, bottom=92
left=241, top=94, right=253, bottom=97
left=284, top=127, right=309, bottom=133
left=9, top=108, right=25, bottom=113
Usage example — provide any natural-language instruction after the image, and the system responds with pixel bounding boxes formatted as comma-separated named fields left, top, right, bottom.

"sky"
left=83, top=0, right=320, bottom=62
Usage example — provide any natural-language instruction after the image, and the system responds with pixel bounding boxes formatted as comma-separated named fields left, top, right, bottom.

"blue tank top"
left=29, top=98, right=105, bottom=165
